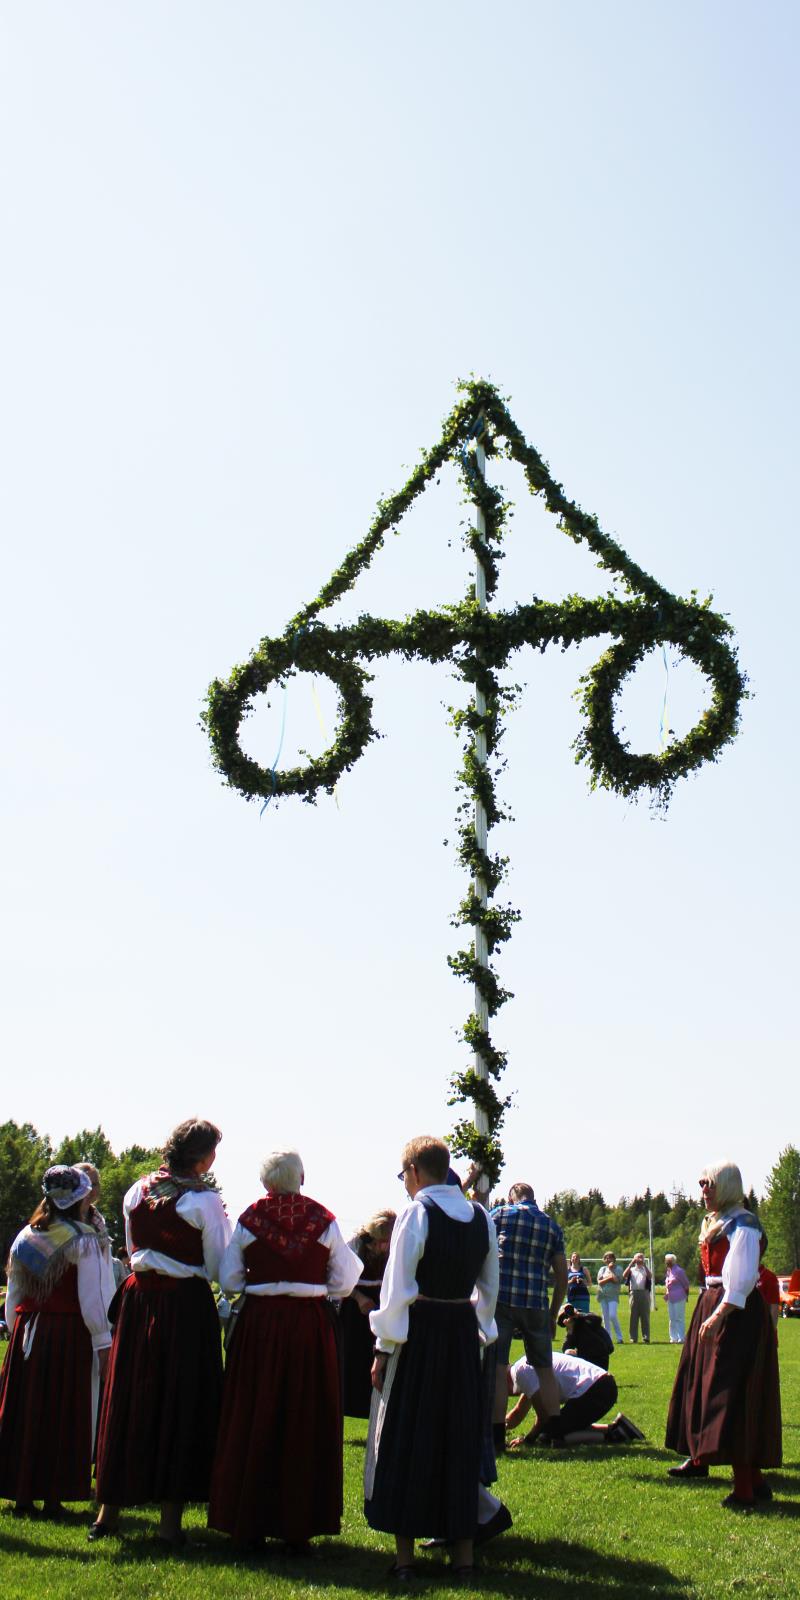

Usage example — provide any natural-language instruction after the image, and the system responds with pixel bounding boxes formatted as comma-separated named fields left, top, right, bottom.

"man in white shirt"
left=506, top=1352, right=645, bottom=1448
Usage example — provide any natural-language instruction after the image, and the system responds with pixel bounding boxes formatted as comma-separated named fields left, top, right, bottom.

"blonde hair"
left=401, top=1136, right=450, bottom=1184
left=699, top=1159, right=747, bottom=1242
left=701, top=1159, right=745, bottom=1212
left=363, top=1209, right=396, bottom=1242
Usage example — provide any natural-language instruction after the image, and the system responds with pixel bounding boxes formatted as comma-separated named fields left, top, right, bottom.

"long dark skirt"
left=208, top=1294, right=343, bottom=1545
left=0, top=1307, right=92, bottom=1502
left=665, top=1284, right=782, bottom=1466
left=95, top=1272, right=223, bottom=1504
left=365, top=1300, right=482, bottom=1540
left=341, top=1289, right=379, bottom=1419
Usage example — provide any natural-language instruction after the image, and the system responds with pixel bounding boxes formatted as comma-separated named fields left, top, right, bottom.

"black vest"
left=416, top=1196, right=489, bottom=1299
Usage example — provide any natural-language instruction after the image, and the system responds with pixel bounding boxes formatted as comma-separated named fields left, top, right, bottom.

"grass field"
left=0, top=1301, right=797, bottom=1600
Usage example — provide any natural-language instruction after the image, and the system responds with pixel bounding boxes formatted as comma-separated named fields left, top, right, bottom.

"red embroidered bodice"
left=129, top=1194, right=205, bottom=1267
left=240, top=1193, right=334, bottom=1286
left=19, top=1262, right=81, bottom=1316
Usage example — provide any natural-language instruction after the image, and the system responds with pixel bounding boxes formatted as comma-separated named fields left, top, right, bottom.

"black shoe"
left=87, top=1520, right=119, bottom=1541
left=474, top=1504, right=513, bottom=1546
left=668, top=1459, right=709, bottom=1479
left=721, top=1492, right=754, bottom=1513
left=616, top=1414, right=646, bottom=1443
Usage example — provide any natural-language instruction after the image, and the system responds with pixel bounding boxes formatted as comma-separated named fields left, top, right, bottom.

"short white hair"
left=665, top=1253, right=677, bottom=1264
left=259, top=1150, right=303, bottom=1194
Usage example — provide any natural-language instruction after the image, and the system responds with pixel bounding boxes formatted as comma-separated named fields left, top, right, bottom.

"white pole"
left=648, top=1208, right=656, bottom=1312
left=473, top=432, right=489, bottom=1153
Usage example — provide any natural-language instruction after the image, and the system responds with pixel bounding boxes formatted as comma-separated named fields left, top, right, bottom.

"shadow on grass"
left=0, top=1524, right=696, bottom=1596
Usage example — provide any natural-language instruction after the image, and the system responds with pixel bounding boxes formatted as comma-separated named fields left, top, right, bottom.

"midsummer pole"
left=472, top=420, right=490, bottom=1193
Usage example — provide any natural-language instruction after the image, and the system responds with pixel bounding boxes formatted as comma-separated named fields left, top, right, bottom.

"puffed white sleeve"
left=76, top=1239, right=113, bottom=1351
left=722, top=1225, right=761, bottom=1308
left=369, top=1203, right=428, bottom=1354
left=217, top=1223, right=250, bottom=1294
left=198, top=1191, right=232, bottom=1282
left=3, top=1272, right=21, bottom=1330
left=322, top=1221, right=364, bottom=1297
left=472, top=1207, right=500, bottom=1345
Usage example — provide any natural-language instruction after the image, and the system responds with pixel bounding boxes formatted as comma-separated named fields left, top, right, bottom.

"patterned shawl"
left=140, top=1166, right=215, bottom=1208
left=9, top=1218, right=101, bottom=1302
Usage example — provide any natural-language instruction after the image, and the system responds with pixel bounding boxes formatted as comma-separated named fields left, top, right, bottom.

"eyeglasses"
left=698, top=1178, right=713, bottom=1188
left=397, top=1163, right=416, bottom=1182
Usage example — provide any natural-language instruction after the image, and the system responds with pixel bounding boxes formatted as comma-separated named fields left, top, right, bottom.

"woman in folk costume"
left=365, top=1135, right=499, bottom=1584
left=665, top=1159, right=782, bottom=1510
left=340, top=1209, right=396, bottom=1419
left=91, top=1118, right=230, bottom=1546
left=0, top=1165, right=113, bottom=1516
left=208, top=1149, right=362, bottom=1552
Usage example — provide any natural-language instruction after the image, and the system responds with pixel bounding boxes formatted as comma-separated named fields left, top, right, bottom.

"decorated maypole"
left=203, top=379, right=746, bottom=1188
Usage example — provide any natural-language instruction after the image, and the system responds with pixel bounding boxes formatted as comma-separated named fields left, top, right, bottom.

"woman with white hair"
left=208, top=1150, right=362, bottom=1552
left=663, top=1254, right=690, bottom=1344
left=665, top=1160, right=782, bottom=1510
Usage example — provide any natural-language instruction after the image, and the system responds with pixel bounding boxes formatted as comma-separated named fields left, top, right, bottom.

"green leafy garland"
left=203, top=379, right=746, bottom=1184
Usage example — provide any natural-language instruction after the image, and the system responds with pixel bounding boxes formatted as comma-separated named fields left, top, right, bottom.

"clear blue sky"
left=1, top=2, right=797, bottom=1232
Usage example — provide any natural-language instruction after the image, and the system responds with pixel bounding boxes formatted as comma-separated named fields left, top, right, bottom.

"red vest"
left=19, top=1262, right=81, bottom=1317
left=240, top=1194, right=333, bottom=1286
left=700, top=1228, right=765, bottom=1279
left=129, top=1194, right=205, bottom=1267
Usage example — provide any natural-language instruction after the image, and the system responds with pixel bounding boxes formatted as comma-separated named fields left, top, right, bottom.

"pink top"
left=665, top=1264, right=690, bottom=1301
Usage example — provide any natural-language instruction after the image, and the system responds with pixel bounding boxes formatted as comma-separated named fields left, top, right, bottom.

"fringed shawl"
left=8, top=1218, right=102, bottom=1302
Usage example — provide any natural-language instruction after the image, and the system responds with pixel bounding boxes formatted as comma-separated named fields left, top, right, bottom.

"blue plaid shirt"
left=491, top=1201, right=565, bottom=1309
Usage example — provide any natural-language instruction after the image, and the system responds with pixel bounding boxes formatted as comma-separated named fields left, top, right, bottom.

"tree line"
left=1, top=1120, right=798, bottom=1280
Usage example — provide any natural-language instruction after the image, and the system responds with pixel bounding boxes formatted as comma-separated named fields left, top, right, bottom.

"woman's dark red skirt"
left=95, top=1272, right=222, bottom=1504
left=208, top=1294, right=342, bottom=1545
left=665, top=1284, right=782, bottom=1466
left=0, top=1303, right=93, bottom=1502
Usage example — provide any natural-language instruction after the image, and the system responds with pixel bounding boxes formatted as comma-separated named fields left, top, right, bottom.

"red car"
left=778, top=1271, right=800, bottom=1317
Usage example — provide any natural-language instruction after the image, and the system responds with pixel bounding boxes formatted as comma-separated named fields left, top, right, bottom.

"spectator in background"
left=664, top=1254, right=690, bottom=1343
left=566, top=1252, right=592, bottom=1314
left=490, top=1183, right=567, bottom=1452
left=622, top=1252, right=652, bottom=1344
left=112, top=1250, right=131, bottom=1289
left=557, top=1304, right=614, bottom=1370
left=597, top=1252, right=624, bottom=1345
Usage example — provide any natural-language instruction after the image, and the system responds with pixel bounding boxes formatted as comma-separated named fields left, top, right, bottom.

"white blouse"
left=124, top=1182, right=231, bottom=1282
left=717, top=1223, right=761, bottom=1309
left=218, top=1218, right=363, bottom=1298
left=370, top=1184, right=499, bottom=1355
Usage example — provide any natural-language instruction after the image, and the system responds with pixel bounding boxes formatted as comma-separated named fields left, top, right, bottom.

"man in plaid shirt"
left=491, top=1182, right=568, bottom=1449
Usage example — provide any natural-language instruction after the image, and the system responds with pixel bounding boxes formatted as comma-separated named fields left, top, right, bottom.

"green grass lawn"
left=1, top=1302, right=797, bottom=1600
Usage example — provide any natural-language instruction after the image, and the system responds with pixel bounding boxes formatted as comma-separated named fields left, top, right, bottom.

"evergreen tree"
left=763, top=1146, right=800, bottom=1271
